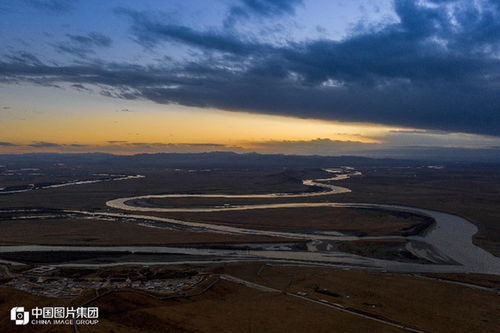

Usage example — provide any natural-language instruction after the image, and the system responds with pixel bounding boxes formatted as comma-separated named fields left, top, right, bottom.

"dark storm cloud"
left=233, top=0, right=302, bottom=17
left=224, top=0, right=303, bottom=27
left=6, top=52, right=42, bottom=65
left=117, top=8, right=268, bottom=54
left=67, top=33, right=112, bottom=47
left=2, top=0, right=500, bottom=136
left=54, top=33, right=112, bottom=58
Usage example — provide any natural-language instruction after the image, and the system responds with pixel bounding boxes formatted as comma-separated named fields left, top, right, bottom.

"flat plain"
left=1, top=155, right=499, bottom=332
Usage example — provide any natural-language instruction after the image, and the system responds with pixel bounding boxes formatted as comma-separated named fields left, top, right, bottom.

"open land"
left=330, top=166, right=500, bottom=257
left=0, top=218, right=291, bottom=246
left=0, top=154, right=499, bottom=332
left=151, top=207, right=432, bottom=236
left=0, top=263, right=498, bottom=333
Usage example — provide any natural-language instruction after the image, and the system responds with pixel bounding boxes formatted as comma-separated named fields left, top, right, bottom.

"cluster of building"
left=5, top=266, right=204, bottom=298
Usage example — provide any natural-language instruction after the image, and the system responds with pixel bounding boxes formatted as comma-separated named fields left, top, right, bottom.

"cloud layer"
left=2, top=0, right=500, bottom=136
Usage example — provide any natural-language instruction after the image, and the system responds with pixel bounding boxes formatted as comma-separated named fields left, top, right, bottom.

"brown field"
left=214, top=263, right=500, bottom=333
left=158, top=207, right=432, bottom=236
left=0, top=218, right=291, bottom=246
left=80, top=279, right=402, bottom=333
left=1, top=263, right=498, bottom=333
left=0, top=276, right=400, bottom=333
left=422, top=273, right=500, bottom=289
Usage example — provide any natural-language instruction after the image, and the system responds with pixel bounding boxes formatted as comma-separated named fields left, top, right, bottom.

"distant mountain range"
left=1, top=150, right=499, bottom=168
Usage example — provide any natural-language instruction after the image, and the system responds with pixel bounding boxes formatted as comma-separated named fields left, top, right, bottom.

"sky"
left=1, top=0, right=500, bottom=157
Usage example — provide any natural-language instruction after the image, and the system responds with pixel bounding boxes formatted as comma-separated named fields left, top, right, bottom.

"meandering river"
left=2, top=168, right=500, bottom=274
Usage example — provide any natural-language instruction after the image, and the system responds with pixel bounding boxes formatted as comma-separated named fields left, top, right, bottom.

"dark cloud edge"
left=2, top=0, right=500, bottom=136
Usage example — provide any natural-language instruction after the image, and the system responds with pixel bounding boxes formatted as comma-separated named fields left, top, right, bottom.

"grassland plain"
left=1, top=162, right=500, bottom=332
left=330, top=166, right=500, bottom=257
left=214, top=263, right=500, bottom=333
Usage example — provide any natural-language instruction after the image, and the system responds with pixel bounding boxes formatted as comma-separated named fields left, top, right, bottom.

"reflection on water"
left=0, top=174, right=144, bottom=195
